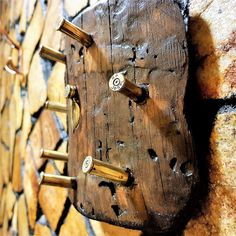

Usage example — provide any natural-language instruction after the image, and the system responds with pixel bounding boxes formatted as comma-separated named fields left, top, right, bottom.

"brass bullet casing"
left=109, top=72, right=147, bottom=104
left=39, top=172, right=77, bottom=189
left=45, top=101, right=67, bottom=113
left=82, top=156, right=129, bottom=184
left=57, top=18, right=93, bottom=48
left=65, top=85, right=77, bottom=99
left=4, top=57, right=23, bottom=75
left=39, top=45, right=66, bottom=64
left=40, top=149, right=68, bottom=162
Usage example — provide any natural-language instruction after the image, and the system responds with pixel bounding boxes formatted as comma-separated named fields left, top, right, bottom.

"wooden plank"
left=24, top=144, right=40, bottom=230
left=0, top=143, right=10, bottom=184
left=18, top=194, right=30, bottom=236
left=11, top=200, right=18, bottom=235
left=66, top=0, right=197, bottom=232
left=47, top=62, right=67, bottom=130
left=22, top=1, right=45, bottom=75
left=39, top=163, right=68, bottom=231
left=29, top=110, right=61, bottom=169
left=59, top=205, right=88, bottom=236
left=28, top=51, right=47, bottom=115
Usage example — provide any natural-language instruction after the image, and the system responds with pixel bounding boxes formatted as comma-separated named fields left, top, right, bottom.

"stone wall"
left=0, top=0, right=235, bottom=235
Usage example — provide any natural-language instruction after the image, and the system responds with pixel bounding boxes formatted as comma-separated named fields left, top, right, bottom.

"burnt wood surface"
left=65, top=0, right=198, bottom=233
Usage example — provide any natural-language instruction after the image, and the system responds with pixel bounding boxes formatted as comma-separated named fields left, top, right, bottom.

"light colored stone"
left=6, top=183, right=16, bottom=220
left=28, top=51, right=47, bottom=115
left=184, top=185, right=236, bottom=236
left=20, top=96, right=32, bottom=160
left=39, top=163, right=68, bottom=231
left=54, top=141, right=67, bottom=174
left=29, top=110, right=61, bottom=169
left=40, top=0, right=63, bottom=50
left=18, top=194, right=30, bottom=236
left=24, top=144, right=40, bottom=230
left=189, top=0, right=236, bottom=98
left=22, top=1, right=45, bottom=75
left=12, top=132, right=23, bottom=192
left=34, top=223, right=51, bottom=236
left=59, top=205, right=88, bottom=236
left=64, top=0, right=88, bottom=17
left=210, top=107, right=236, bottom=187
left=90, top=220, right=142, bottom=236
left=47, top=62, right=67, bottom=129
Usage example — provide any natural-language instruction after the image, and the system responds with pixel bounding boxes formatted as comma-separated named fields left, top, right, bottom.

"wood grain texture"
left=66, top=0, right=198, bottom=233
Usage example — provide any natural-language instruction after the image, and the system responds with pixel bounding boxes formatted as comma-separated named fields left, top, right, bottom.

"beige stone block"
left=12, top=132, right=23, bottom=192
left=18, top=194, right=30, bottom=236
left=59, top=205, right=88, bottom=236
left=47, top=62, right=67, bottom=129
left=29, top=110, right=61, bottom=169
left=22, top=1, right=45, bottom=75
left=184, top=186, right=236, bottom=236
left=6, top=183, right=16, bottom=220
left=19, top=96, right=32, bottom=160
left=24, top=144, right=40, bottom=230
left=210, top=107, right=236, bottom=187
left=34, top=223, right=51, bottom=236
left=28, top=51, right=47, bottom=115
left=39, top=163, right=68, bottom=231
left=189, top=0, right=236, bottom=98
left=64, top=0, right=88, bottom=17
left=54, top=141, right=67, bottom=174
left=40, top=0, right=63, bottom=50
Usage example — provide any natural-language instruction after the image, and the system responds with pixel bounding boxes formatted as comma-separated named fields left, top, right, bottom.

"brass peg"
left=39, top=172, right=76, bottom=188
left=57, top=18, right=93, bottom=48
left=39, top=45, right=66, bottom=64
left=4, top=57, right=23, bottom=75
left=45, top=101, right=67, bottom=113
left=40, top=149, right=68, bottom=162
left=82, top=156, right=129, bottom=184
left=65, top=84, right=77, bottom=99
left=109, top=72, right=148, bottom=104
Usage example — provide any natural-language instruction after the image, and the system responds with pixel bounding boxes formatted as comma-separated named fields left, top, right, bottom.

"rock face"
left=0, top=0, right=235, bottom=235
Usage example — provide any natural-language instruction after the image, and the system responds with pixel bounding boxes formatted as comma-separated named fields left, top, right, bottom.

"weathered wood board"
left=65, top=0, right=198, bottom=233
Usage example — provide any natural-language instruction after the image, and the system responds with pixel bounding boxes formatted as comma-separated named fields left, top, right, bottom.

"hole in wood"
left=98, top=181, right=116, bottom=197
left=147, top=149, right=158, bottom=162
left=169, top=158, right=177, bottom=172
left=180, top=160, right=193, bottom=177
left=111, top=205, right=123, bottom=217
left=154, top=55, right=157, bottom=58
left=71, top=44, right=75, bottom=52
left=116, top=140, right=125, bottom=148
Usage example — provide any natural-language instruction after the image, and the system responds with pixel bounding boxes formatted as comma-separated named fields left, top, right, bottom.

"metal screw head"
left=109, top=73, right=126, bottom=92
left=82, top=156, right=94, bottom=173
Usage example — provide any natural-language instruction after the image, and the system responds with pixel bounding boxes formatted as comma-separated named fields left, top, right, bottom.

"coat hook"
left=82, top=156, right=129, bottom=184
left=40, top=149, right=68, bottom=162
left=4, top=57, right=23, bottom=75
left=57, top=18, right=93, bottom=48
left=39, top=45, right=66, bottom=64
left=39, top=172, right=77, bottom=189
left=109, top=72, right=148, bottom=104
left=44, top=101, right=67, bottom=113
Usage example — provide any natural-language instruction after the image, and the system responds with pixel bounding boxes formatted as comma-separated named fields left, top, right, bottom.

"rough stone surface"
left=189, top=0, right=236, bottom=98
